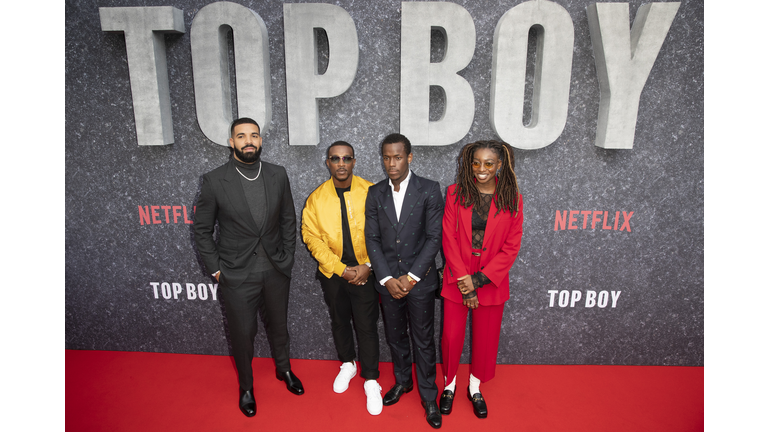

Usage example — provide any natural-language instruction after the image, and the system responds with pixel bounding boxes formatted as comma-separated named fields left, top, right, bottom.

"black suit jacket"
left=364, top=172, right=444, bottom=295
left=193, top=158, right=296, bottom=288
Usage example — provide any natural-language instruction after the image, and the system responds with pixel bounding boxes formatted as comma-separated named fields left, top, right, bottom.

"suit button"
left=396, top=239, right=400, bottom=243
left=398, top=259, right=402, bottom=263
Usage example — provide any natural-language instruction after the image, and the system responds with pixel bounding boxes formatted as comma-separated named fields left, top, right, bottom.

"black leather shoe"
left=382, top=382, right=413, bottom=406
left=467, top=386, right=488, bottom=418
left=276, top=370, right=305, bottom=395
left=239, top=388, right=256, bottom=417
left=422, top=400, right=442, bottom=429
left=439, top=389, right=454, bottom=415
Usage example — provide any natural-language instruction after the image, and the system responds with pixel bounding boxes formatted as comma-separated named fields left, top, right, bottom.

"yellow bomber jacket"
left=301, top=175, right=374, bottom=278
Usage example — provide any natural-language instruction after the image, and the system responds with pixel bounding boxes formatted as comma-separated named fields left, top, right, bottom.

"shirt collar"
left=388, top=170, right=412, bottom=192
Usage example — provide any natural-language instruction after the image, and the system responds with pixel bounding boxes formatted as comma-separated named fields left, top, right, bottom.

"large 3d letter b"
left=400, top=2, right=476, bottom=146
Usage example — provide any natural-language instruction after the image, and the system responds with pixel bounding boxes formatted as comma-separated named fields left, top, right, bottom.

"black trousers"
left=220, top=266, right=292, bottom=391
left=380, top=283, right=438, bottom=402
left=319, top=273, right=380, bottom=380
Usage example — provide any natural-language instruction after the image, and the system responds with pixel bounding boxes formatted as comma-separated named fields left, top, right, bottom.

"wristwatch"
left=406, top=274, right=417, bottom=286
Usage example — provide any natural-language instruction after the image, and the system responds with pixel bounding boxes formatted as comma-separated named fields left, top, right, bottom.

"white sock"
left=469, top=374, right=481, bottom=395
left=444, top=376, right=456, bottom=393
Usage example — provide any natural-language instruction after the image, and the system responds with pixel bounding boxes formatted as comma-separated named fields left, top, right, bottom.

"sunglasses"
left=472, top=161, right=498, bottom=170
left=328, top=156, right=355, bottom=164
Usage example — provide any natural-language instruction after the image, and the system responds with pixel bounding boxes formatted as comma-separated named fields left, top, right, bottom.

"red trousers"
left=441, top=250, right=505, bottom=384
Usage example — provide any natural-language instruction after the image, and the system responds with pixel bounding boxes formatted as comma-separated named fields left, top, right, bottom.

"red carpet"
left=66, top=350, right=702, bottom=431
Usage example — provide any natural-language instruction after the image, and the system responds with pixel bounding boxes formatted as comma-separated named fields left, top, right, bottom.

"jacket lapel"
left=483, top=198, right=503, bottom=249
left=459, top=199, right=473, bottom=245
left=378, top=184, right=399, bottom=229
left=396, top=174, right=422, bottom=230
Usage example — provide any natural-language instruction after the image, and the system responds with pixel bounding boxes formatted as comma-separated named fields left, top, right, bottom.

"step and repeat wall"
left=65, top=0, right=703, bottom=366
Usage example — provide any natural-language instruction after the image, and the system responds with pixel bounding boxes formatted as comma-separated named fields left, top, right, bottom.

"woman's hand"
left=457, top=275, right=475, bottom=295
left=463, top=293, right=479, bottom=309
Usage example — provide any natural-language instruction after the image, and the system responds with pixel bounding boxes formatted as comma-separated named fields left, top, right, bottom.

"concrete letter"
left=587, top=2, right=680, bottom=149
left=400, top=2, right=476, bottom=146
left=191, top=2, right=272, bottom=146
left=100, top=7, right=185, bottom=146
left=490, top=0, right=574, bottom=150
left=284, top=4, right=358, bottom=146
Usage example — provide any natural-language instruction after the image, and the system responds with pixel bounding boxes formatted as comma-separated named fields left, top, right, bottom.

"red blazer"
left=441, top=184, right=523, bottom=306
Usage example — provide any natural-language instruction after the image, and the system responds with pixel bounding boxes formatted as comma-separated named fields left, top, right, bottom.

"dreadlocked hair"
left=452, top=140, right=520, bottom=215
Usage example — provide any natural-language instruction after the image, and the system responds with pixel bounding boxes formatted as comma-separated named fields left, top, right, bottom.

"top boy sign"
left=100, top=1, right=679, bottom=150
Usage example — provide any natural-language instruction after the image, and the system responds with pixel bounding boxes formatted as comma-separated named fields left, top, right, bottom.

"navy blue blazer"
left=364, top=172, right=444, bottom=295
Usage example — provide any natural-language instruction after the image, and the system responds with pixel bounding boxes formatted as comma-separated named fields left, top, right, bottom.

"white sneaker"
left=333, top=361, right=357, bottom=393
left=364, top=380, right=383, bottom=415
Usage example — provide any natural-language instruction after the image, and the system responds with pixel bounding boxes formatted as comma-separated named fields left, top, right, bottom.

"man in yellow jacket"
left=301, top=141, right=383, bottom=415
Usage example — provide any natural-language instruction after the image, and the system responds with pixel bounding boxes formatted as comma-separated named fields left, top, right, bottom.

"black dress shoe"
left=382, top=382, right=413, bottom=406
left=422, top=400, right=442, bottom=429
left=467, top=386, right=488, bottom=419
left=239, top=388, right=256, bottom=417
left=439, top=389, right=454, bottom=415
left=276, top=370, right=305, bottom=395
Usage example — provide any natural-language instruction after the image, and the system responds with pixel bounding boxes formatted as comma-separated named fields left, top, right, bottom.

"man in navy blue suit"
left=364, top=133, right=444, bottom=429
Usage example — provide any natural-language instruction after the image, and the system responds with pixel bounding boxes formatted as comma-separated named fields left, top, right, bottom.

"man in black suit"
left=364, top=133, right=444, bottom=429
left=193, top=117, right=304, bottom=418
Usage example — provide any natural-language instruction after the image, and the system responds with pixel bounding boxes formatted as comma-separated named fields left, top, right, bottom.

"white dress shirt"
left=379, top=171, right=420, bottom=286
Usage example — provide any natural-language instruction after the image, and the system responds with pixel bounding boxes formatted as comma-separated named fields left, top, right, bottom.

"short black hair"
left=326, top=141, right=355, bottom=158
left=380, top=133, right=411, bottom=155
left=230, top=117, right=260, bottom=137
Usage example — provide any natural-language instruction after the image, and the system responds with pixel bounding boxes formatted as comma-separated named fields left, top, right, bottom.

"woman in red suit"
left=439, top=140, right=523, bottom=419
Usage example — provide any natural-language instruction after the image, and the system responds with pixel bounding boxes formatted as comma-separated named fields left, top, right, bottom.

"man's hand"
left=342, top=267, right=358, bottom=282
left=384, top=277, right=409, bottom=299
left=349, top=265, right=370, bottom=285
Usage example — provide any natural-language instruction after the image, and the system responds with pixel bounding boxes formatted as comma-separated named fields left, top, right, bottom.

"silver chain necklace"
left=235, top=162, right=262, bottom=181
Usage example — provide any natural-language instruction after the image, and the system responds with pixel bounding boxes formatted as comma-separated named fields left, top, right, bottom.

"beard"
left=234, top=145, right=262, bottom=163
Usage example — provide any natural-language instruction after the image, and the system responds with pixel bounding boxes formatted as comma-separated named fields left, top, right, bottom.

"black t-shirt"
left=336, top=186, right=357, bottom=266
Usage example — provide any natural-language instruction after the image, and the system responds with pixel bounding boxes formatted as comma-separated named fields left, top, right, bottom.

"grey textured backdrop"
left=65, top=0, right=703, bottom=366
